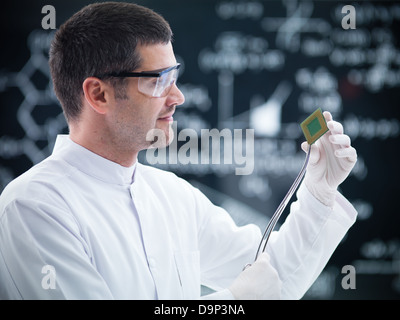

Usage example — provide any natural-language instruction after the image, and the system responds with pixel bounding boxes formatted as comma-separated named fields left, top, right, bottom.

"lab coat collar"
left=52, top=135, right=137, bottom=186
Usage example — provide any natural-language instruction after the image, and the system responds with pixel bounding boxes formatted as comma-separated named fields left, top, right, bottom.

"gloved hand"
left=229, top=252, right=282, bottom=300
left=301, top=111, right=357, bottom=208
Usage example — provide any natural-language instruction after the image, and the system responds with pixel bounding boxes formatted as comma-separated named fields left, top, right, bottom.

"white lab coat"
left=0, top=135, right=357, bottom=299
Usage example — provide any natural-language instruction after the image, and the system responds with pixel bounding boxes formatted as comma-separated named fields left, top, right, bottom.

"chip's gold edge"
left=300, top=108, right=325, bottom=128
left=300, top=108, right=329, bottom=145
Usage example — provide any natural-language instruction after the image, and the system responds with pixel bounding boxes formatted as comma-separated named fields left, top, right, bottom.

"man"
left=0, top=2, right=357, bottom=299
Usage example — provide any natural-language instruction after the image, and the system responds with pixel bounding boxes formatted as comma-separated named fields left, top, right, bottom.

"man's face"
left=107, top=42, right=185, bottom=153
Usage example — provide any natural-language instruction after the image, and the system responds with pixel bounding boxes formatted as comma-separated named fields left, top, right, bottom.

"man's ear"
left=82, top=77, right=112, bottom=115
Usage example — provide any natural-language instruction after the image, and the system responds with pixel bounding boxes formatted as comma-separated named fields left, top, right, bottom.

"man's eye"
left=142, top=78, right=158, bottom=88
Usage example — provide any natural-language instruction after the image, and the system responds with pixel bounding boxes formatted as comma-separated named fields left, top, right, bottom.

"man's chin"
left=146, top=124, right=174, bottom=149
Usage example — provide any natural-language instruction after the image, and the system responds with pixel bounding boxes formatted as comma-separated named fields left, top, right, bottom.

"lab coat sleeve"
left=266, top=182, right=357, bottom=299
left=192, top=178, right=356, bottom=300
left=0, top=197, right=114, bottom=300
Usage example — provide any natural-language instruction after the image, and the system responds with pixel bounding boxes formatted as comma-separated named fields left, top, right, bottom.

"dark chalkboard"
left=1, top=0, right=399, bottom=299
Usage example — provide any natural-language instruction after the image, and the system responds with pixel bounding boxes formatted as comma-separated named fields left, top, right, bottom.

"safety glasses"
left=98, top=64, right=181, bottom=98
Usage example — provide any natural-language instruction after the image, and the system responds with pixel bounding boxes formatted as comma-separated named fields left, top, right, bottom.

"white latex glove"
left=301, top=111, right=357, bottom=208
left=229, top=253, right=282, bottom=300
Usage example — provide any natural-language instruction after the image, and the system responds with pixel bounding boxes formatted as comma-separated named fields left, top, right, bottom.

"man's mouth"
left=157, top=107, right=176, bottom=122
left=157, top=114, right=174, bottom=122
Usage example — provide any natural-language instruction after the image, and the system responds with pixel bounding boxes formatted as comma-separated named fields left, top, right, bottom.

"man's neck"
left=69, top=125, right=138, bottom=168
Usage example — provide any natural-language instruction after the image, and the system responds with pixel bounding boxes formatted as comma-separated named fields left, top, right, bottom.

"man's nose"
left=167, top=83, right=185, bottom=107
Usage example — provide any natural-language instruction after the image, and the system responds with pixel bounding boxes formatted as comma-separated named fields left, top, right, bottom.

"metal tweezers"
left=246, top=145, right=311, bottom=268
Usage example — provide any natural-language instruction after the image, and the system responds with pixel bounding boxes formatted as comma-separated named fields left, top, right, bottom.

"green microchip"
left=307, top=117, right=322, bottom=136
left=300, top=108, right=329, bottom=145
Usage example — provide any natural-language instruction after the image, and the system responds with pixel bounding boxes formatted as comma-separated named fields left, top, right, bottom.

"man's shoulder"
left=137, top=162, right=178, bottom=179
left=0, top=156, right=73, bottom=210
left=136, top=162, right=195, bottom=191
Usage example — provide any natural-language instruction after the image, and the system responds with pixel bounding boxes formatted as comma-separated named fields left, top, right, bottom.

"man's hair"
left=49, top=2, right=172, bottom=123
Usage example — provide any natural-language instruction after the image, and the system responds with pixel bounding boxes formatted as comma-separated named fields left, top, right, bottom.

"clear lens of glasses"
left=138, top=67, right=179, bottom=97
